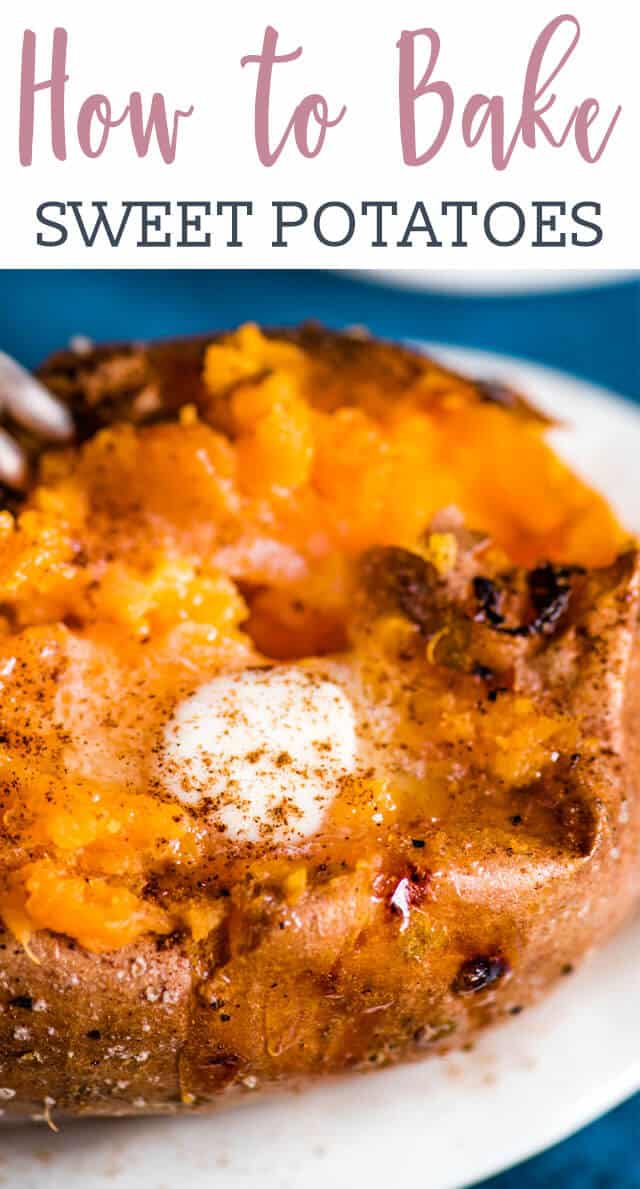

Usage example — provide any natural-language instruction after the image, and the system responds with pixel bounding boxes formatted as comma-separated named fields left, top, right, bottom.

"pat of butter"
left=161, top=666, right=358, bottom=843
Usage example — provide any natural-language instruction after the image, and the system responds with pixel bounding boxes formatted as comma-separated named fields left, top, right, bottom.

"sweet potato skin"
left=1, top=329, right=639, bottom=1121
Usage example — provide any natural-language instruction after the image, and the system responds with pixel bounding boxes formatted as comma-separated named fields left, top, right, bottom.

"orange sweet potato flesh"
left=0, top=325, right=637, bottom=1120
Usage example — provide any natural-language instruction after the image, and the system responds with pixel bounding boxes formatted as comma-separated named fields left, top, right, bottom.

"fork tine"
left=0, top=427, right=27, bottom=489
left=0, top=351, right=74, bottom=441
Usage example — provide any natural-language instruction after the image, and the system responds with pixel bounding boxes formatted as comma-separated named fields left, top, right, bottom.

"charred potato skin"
left=1, top=330, right=639, bottom=1121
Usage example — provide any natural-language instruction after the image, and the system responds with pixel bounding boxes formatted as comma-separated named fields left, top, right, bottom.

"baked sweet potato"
left=0, top=326, right=637, bottom=1122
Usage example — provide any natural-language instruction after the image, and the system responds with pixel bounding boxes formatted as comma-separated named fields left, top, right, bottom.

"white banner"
left=0, top=0, right=638, bottom=268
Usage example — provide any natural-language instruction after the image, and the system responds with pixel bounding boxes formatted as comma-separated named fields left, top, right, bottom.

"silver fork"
left=0, top=351, right=75, bottom=488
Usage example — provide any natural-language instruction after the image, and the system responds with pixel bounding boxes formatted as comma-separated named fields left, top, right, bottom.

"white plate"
left=359, top=269, right=633, bottom=295
left=3, top=346, right=640, bottom=1189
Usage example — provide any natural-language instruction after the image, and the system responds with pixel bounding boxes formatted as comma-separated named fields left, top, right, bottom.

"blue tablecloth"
left=1, top=269, right=639, bottom=1187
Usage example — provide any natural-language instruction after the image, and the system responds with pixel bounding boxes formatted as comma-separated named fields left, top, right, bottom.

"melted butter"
left=160, top=665, right=362, bottom=844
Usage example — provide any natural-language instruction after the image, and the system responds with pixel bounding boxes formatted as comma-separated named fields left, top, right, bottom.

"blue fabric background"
left=0, top=269, right=639, bottom=1187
